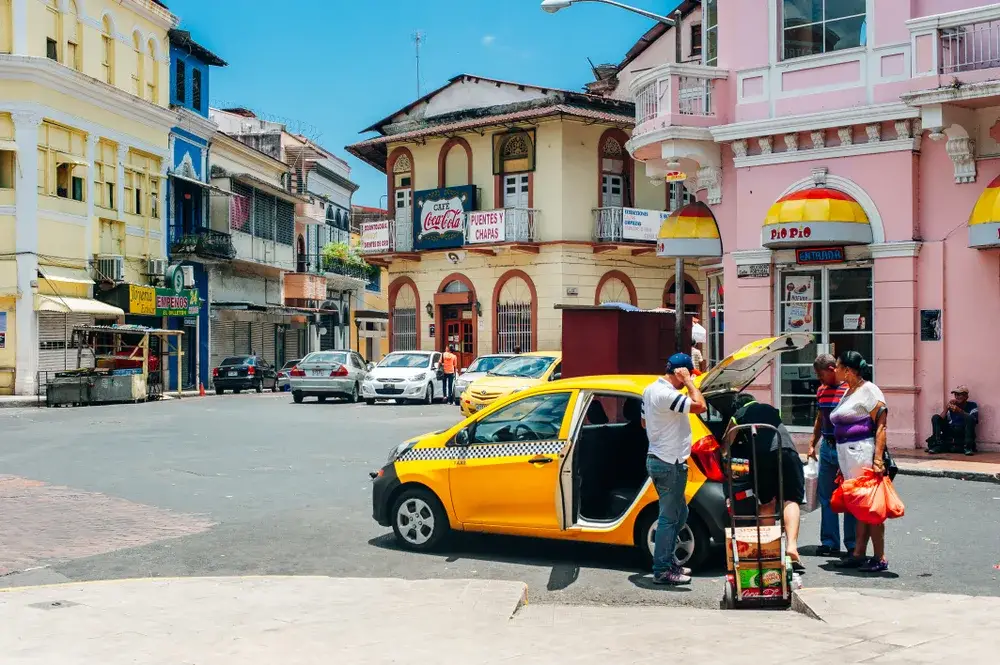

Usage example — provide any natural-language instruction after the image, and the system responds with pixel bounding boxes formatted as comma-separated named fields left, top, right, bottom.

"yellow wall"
left=0, top=214, right=14, bottom=254
left=0, top=296, right=14, bottom=394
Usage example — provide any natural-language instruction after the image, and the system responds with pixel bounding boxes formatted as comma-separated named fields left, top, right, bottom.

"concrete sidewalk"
left=0, top=390, right=211, bottom=408
left=1, top=577, right=997, bottom=664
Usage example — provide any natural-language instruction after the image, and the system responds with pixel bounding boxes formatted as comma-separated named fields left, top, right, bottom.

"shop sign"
left=156, top=288, right=200, bottom=317
left=413, top=185, right=476, bottom=250
left=796, top=247, right=845, bottom=264
left=467, top=210, right=505, bottom=244
left=664, top=171, right=687, bottom=182
left=129, top=285, right=157, bottom=316
left=622, top=207, right=665, bottom=242
left=769, top=225, right=813, bottom=243
left=782, top=275, right=815, bottom=333
left=920, top=309, right=942, bottom=341
left=736, top=264, right=771, bottom=279
left=361, top=220, right=391, bottom=253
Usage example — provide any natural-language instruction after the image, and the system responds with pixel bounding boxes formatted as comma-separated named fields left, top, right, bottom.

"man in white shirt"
left=642, top=353, right=708, bottom=584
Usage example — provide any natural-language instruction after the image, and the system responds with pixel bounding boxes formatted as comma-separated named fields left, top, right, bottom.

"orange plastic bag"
left=840, top=469, right=905, bottom=524
left=830, top=485, right=846, bottom=513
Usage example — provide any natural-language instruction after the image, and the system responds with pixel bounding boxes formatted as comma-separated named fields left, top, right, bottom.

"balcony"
left=908, top=7, right=1000, bottom=99
left=170, top=229, right=236, bottom=261
left=284, top=272, right=327, bottom=305
left=323, top=256, right=378, bottom=291
left=592, top=207, right=659, bottom=253
left=360, top=208, right=540, bottom=257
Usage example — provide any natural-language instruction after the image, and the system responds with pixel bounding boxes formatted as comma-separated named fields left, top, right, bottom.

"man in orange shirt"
left=442, top=344, right=459, bottom=404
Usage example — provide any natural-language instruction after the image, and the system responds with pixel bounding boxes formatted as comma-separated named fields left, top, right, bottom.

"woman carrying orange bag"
left=829, top=351, right=894, bottom=573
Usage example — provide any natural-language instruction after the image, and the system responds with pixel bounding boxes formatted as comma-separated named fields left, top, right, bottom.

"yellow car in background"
left=459, top=351, right=562, bottom=418
left=371, top=334, right=811, bottom=570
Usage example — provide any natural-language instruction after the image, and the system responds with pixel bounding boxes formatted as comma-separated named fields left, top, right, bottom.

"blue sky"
left=165, top=1, right=679, bottom=206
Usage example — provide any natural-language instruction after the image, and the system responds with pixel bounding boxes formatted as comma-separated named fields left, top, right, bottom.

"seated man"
left=928, top=385, right=979, bottom=456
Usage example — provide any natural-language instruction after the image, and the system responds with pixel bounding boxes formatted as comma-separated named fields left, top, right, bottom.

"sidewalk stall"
left=45, top=325, right=184, bottom=407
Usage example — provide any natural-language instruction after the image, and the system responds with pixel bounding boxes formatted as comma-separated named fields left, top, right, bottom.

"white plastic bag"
left=802, top=458, right=819, bottom=514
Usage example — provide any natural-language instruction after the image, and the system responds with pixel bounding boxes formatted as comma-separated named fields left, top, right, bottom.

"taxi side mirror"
left=453, top=428, right=471, bottom=447
left=550, top=372, right=562, bottom=381
left=366, top=362, right=374, bottom=371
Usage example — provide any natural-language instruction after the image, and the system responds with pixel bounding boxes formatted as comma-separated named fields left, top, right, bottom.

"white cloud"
left=481, top=34, right=496, bottom=47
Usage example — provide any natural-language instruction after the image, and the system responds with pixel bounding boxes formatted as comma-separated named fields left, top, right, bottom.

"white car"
left=362, top=351, right=445, bottom=405
left=452, top=353, right=514, bottom=406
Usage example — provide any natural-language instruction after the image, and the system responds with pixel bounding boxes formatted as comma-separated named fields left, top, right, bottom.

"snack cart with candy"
left=720, top=422, right=795, bottom=610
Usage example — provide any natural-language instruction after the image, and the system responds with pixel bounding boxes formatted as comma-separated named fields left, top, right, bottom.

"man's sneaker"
left=653, top=570, right=691, bottom=585
left=859, top=557, right=889, bottom=573
left=672, top=565, right=692, bottom=576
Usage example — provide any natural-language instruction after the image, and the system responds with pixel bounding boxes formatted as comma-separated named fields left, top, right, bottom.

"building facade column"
left=116, top=143, right=128, bottom=221
left=12, top=111, right=41, bottom=395
left=11, top=0, right=28, bottom=54
left=85, top=133, right=97, bottom=266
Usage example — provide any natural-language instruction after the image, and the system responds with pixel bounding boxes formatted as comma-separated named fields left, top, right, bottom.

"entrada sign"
left=796, top=247, right=845, bottom=264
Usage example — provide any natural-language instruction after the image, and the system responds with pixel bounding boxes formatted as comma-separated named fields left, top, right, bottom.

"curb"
left=0, top=399, right=41, bottom=409
left=895, top=463, right=1000, bottom=485
left=790, top=590, right=822, bottom=621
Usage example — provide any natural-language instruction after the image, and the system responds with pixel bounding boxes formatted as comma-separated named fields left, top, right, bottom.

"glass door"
left=777, top=266, right=873, bottom=428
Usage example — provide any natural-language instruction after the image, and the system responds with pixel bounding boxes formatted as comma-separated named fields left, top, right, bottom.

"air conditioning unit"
left=181, top=265, right=195, bottom=288
left=96, top=254, right=125, bottom=283
left=146, top=258, right=167, bottom=278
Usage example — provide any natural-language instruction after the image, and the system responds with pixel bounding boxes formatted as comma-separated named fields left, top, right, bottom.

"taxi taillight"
left=691, top=434, right=725, bottom=483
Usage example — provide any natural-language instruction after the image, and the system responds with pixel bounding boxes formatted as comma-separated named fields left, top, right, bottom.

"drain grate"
left=28, top=600, right=79, bottom=610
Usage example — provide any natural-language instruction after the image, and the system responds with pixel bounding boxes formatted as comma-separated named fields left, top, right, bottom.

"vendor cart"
left=45, top=325, right=185, bottom=407
left=719, top=422, right=795, bottom=610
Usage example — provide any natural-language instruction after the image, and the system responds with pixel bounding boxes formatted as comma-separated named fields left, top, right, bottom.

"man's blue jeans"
left=646, top=455, right=689, bottom=575
left=818, top=438, right=856, bottom=552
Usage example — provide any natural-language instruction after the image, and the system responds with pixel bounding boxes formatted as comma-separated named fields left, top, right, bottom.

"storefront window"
left=707, top=274, right=724, bottom=367
left=777, top=266, right=872, bottom=428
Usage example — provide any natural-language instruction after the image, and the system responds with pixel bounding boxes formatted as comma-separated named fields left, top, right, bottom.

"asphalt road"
left=2, top=394, right=998, bottom=608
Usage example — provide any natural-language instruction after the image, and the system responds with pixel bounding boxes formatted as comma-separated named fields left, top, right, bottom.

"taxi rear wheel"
left=636, top=510, right=710, bottom=572
left=391, top=487, right=449, bottom=552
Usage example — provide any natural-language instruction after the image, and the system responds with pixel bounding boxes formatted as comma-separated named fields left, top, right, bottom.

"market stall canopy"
left=656, top=201, right=722, bottom=258
left=35, top=294, right=124, bottom=316
left=762, top=188, right=871, bottom=248
left=968, top=173, right=1000, bottom=249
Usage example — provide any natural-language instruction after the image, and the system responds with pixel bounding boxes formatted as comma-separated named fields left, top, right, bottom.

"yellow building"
left=347, top=75, right=713, bottom=370
left=0, top=0, right=176, bottom=394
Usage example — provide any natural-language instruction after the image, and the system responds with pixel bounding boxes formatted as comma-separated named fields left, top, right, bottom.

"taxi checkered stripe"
left=398, top=441, right=563, bottom=462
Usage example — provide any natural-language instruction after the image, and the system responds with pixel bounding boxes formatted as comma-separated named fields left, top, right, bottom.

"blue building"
left=166, top=29, right=227, bottom=389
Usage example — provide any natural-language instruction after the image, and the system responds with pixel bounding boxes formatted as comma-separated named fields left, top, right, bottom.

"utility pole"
left=412, top=31, right=424, bottom=98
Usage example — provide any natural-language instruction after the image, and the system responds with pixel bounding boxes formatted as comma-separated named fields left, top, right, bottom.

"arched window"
left=44, top=0, right=61, bottom=62
left=442, top=280, right=470, bottom=294
left=390, top=279, right=419, bottom=351
left=438, top=137, right=472, bottom=188
left=146, top=38, right=158, bottom=103
left=596, top=270, right=637, bottom=306
left=101, top=16, right=115, bottom=85
left=663, top=275, right=703, bottom=315
left=598, top=129, right=632, bottom=209
left=132, top=31, right=144, bottom=97
left=494, top=271, right=536, bottom=353
left=493, top=131, right=535, bottom=211
left=66, top=1, right=82, bottom=71
left=296, top=235, right=306, bottom=273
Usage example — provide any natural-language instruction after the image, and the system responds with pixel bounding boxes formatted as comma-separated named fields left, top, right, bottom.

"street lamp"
left=540, top=0, right=675, bottom=26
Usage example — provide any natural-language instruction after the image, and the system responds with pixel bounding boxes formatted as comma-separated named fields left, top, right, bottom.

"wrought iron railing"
left=592, top=207, right=658, bottom=244
left=323, top=257, right=379, bottom=282
left=170, top=229, right=236, bottom=260
left=940, top=20, right=1000, bottom=74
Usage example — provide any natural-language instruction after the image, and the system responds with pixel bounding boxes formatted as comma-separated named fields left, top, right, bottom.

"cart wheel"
left=721, top=580, right=736, bottom=610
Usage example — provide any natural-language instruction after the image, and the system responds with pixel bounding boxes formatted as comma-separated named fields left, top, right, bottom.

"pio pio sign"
left=413, top=185, right=476, bottom=250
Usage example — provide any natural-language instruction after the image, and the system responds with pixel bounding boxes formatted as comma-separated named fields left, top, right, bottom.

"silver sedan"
left=289, top=350, right=370, bottom=404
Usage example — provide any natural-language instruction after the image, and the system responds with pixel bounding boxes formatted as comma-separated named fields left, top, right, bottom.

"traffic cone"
left=199, top=382, right=206, bottom=397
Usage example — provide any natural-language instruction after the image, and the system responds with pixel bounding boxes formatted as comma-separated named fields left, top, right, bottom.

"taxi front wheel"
left=391, top=487, right=450, bottom=552
left=635, top=509, right=710, bottom=572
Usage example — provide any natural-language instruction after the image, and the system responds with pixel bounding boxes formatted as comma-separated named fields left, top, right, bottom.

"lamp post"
left=540, top=0, right=675, bottom=26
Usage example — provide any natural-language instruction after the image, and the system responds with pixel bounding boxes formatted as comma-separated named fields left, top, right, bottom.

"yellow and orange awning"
left=762, top=188, right=872, bottom=248
left=656, top=201, right=722, bottom=258
left=969, top=174, right=1000, bottom=249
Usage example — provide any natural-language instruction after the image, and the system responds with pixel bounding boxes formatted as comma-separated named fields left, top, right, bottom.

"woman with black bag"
left=830, top=351, right=891, bottom=573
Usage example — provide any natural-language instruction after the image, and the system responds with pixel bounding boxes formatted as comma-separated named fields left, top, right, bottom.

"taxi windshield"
left=488, top=356, right=555, bottom=379
left=467, top=356, right=509, bottom=373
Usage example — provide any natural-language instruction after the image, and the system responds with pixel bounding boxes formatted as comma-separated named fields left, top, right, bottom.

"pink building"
left=621, top=0, right=1000, bottom=451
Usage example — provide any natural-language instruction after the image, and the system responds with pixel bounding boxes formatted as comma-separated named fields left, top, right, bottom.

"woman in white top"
left=829, top=350, right=890, bottom=573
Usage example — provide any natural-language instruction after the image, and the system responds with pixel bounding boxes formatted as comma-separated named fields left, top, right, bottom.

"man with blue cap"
left=642, top=352, right=707, bottom=585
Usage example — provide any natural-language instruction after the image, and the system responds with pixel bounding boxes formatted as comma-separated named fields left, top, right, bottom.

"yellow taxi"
left=459, top=351, right=562, bottom=418
left=371, top=334, right=809, bottom=571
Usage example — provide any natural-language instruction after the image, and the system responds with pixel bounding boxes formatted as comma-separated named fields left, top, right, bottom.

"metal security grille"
left=276, top=200, right=294, bottom=246
left=496, top=303, right=532, bottom=353
left=392, top=308, right=417, bottom=351
left=211, top=319, right=235, bottom=372
left=284, top=328, right=300, bottom=363
left=235, top=321, right=251, bottom=356
left=261, top=322, right=276, bottom=366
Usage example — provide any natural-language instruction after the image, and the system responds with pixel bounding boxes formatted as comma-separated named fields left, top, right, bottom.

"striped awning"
left=969, top=174, right=1000, bottom=249
left=656, top=201, right=722, bottom=258
left=762, top=187, right=872, bottom=248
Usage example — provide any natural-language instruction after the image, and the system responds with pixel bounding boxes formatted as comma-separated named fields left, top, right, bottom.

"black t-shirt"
left=732, top=402, right=796, bottom=454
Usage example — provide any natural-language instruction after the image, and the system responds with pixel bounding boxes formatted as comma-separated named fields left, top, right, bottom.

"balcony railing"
left=629, top=63, right=727, bottom=126
left=940, top=20, right=1000, bottom=74
left=361, top=209, right=539, bottom=254
left=323, top=256, right=380, bottom=282
left=593, top=207, right=659, bottom=244
left=170, top=229, right=236, bottom=260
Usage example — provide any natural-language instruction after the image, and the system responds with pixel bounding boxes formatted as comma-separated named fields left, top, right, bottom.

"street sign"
left=736, top=264, right=771, bottom=279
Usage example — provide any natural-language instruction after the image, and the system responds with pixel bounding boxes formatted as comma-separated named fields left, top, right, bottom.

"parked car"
left=212, top=355, right=278, bottom=394
left=361, top=350, right=445, bottom=405
left=370, top=334, right=810, bottom=571
left=276, top=359, right=301, bottom=392
left=289, top=350, right=369, bottom=404
left=453, top=354, right=514, bottom=407
left=459, top=352, right=562, bottom=417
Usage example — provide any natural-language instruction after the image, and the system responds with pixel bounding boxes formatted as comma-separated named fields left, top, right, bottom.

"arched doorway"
left=493, top=270, right=536, bottom=353
left=388, top=277, right=419, bottom=351
left=296, top=235, right=306, bottom=273
left=435, top=273, right=476, bottom=369
left=663, top=274, right=703, bottom=315
left=595, top=270, right=637, bottom=306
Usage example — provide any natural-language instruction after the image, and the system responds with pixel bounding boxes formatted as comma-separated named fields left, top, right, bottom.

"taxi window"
left=472, top=392, right=571, bottom=444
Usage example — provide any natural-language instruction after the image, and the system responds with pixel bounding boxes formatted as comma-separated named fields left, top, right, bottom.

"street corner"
left=0, top=475, right=215, bottom=580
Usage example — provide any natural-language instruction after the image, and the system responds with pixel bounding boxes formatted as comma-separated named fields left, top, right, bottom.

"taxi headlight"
left=510, top=385, right=532, bottom=394
left=387, top=440, right=417, bottom=464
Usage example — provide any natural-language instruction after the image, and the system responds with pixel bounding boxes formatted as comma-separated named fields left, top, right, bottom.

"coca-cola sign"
left=413, top=186, right=476, bottom=250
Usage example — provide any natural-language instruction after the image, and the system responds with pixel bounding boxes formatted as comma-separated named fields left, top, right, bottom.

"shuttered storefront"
left=211, top=319, right=236, bottom=372
left=260, top=323, right=276, bottom=367
left=37, top=313, right=94, bottom=388
left=284, top=328, right=300, bottom=364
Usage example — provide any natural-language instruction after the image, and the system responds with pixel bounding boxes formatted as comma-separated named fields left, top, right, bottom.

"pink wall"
left=612, top=7, right=703, bottom=100
left=914, top=0, right=992, bottom=19
left=718, top=0, right=769, bottom=70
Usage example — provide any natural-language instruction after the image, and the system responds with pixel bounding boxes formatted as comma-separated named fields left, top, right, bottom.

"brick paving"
left=0, top=475, right=215, bottom=576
